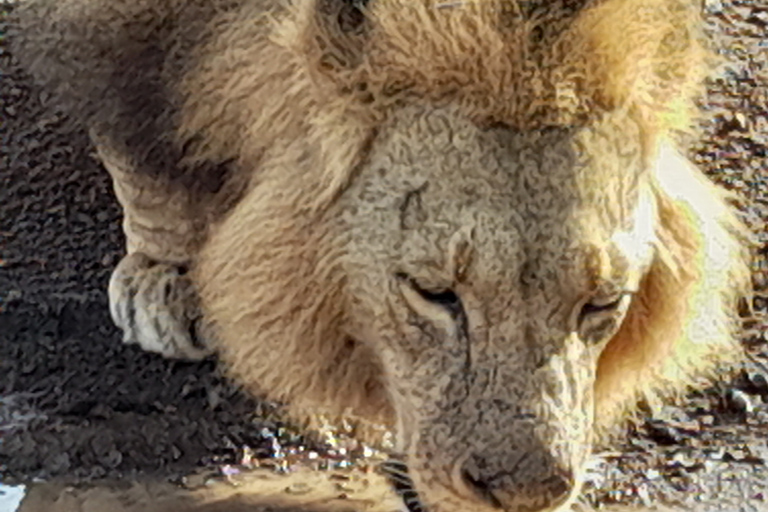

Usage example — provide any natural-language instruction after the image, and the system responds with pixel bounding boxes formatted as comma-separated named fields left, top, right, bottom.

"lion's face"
left=338, top=103, right=656, bottom=512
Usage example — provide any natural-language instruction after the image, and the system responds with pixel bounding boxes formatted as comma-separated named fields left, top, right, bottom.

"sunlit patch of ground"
left=15, top=466, right=404, bottom=512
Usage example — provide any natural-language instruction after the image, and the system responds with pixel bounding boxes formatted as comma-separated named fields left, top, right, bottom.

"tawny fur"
left=11, top=0, right=751, bottom=511
left=181, top=0, right=749, bottom=439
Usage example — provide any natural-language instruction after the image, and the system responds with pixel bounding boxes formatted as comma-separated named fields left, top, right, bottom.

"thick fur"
left=11, top=1, right=751, bottom=511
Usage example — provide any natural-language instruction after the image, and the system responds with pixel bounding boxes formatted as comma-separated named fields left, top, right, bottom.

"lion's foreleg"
left=92, top=130, right=212, bottom=360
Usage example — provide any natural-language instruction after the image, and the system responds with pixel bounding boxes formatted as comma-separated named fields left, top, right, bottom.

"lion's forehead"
left=367, top=101, right=645, bottom=189
left=343, top=102, right=652, bottom=301
left=355, top=103, right=648, bottom=239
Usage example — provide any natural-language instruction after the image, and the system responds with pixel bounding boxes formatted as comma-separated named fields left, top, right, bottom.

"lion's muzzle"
left=457, top=450, right=576, bottom=511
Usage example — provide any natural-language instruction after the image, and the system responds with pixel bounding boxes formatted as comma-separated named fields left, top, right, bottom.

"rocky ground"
left=1, top=0, right=767, bottom=511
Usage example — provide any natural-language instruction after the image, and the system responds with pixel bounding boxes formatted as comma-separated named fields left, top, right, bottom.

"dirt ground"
left=1, top=0, right=767, bottom=511
left=14, top=467, right=407, bottom=512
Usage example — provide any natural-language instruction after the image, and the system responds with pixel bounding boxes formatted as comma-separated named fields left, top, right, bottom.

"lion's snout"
left=403, top=361, right=592, bottom=512
left=454, top=450, right=576, bottom=512
left=410, top=403, right=587, bottom=512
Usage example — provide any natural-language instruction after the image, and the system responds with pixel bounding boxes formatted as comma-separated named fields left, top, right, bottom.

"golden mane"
left=289, top=0, right=708, bottom=133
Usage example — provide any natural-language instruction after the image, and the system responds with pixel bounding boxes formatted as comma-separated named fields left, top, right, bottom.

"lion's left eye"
left=396, top=273, right=463, bottom=316
left=413, top=286, right=460, bottom=307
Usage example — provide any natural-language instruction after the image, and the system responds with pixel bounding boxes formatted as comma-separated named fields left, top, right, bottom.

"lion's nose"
left=459, top=456, right=575, bottom=511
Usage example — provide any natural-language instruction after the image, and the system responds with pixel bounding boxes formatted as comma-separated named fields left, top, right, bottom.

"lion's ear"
left=306, top=0, right=371, bottom=72
left=564, top=0, right=707, bottom=133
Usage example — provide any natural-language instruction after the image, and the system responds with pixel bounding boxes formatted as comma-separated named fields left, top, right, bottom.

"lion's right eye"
left=578, top=295, right=625, bottom=322
left=576, top=292, right=633, bottom=344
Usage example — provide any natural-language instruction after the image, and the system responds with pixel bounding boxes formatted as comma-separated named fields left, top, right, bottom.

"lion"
left=11, top=0, right=751, bottom=511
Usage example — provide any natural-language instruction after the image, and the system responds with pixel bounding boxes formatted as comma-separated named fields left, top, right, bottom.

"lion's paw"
left=108, top=252, right=212, bottom=360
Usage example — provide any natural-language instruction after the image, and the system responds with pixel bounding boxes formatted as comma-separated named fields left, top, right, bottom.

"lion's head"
left=192, top=1, right=745, bottom=511
left=335, top=102, right=655, bottom=511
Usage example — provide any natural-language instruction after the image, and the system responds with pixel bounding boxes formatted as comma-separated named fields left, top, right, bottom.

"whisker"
left=380, top=459, right=428, bottom=512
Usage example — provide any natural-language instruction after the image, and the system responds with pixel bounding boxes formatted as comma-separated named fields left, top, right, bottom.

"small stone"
left=747, top=443, right=768, bottom=463
left=734, top=112, right=748, bottom=129
left=285, top=482, right=311, bottom=495
left=102, top=449, right=123, bottom=468
left=645, top=420, right=685, bottom=446
left=727, top=388, right=754, bottom=414
left=724, top=449, right=748, bottom=462
left=703, top=0, right=724, bottom=13
left=707, top=448, right=726, bottom=461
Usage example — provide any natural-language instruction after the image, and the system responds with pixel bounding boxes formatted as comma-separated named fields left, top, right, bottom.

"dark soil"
left=1, top=0, right=767, bottom=510
left=0, top=0, right=320, bottom=485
